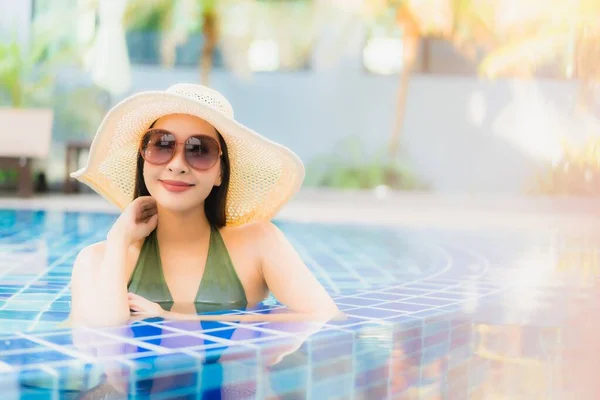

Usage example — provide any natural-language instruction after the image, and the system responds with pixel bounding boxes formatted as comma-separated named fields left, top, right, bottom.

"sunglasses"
left=140, top=128, right=222, bottom=171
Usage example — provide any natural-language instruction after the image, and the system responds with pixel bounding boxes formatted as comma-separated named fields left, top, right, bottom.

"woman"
left=67, top=83, right=341, bottom=327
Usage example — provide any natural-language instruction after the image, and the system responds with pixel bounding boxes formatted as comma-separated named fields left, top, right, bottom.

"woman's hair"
left=133, top=122, right=231, bottom=228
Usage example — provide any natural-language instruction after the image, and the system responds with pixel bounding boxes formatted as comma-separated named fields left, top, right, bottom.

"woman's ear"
left=214, top=163, right=222, bottom=187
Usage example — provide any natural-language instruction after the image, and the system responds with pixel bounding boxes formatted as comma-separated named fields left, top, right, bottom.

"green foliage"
left=304, top=136, right=428, bottom=190
left=0, top=8, right=92, bottom=108
left=124, top=0, right=218, bottom=33
left=124, top=0, right=175, bottom=32
left=0, top=169, right=18, bottom=187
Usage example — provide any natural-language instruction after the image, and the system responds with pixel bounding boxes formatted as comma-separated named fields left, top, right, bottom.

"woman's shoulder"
left=74, top=241, right=107, bottom=266
left=220, top=220, right=279, bottom=241
left=73, top=239, right=144, bottom=274
left=219, top=220, right=283, bottom=252
left=76, top=238, right=144, bottom=260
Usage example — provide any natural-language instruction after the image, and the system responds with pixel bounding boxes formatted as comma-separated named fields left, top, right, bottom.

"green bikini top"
left=127, top=226, right=248, bottom=313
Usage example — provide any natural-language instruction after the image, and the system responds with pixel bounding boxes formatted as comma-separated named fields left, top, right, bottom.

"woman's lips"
left=159, top=180, right=194, bottom=193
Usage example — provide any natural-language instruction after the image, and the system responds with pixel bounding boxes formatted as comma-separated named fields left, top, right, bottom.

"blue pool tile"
left=33, top=334, right=76, bottom=346
left=130, top=352, right=200, bottom=379
left=310, top=336, right=354, bottom=363
left=335, top=297, right=386, bottom=307
left=411, top=297, right=457, bottom=306
left=421, top=292, right=466, bottom=301
left=202, top=327, right=264, bottom=342
left=424, top=330, right=450, bottom=347
left=160, top=319, right=232, bottom=332
left=326, top=316, right=385, bottom=328
left=48, top=302, right=71, bottom=312
left=77, top=342, right=155, bottom=359
left=384, top=314, right=426, bottom=324
left=345, top=307, right=400, bottom=319
left=382, top=287, right=432, bottom=296
left=336, top=303, right=359, bottom=312
left=0, top=349, right=75, bottom=366
left=0, top=337, right=42, bottom=352
left=0, top=310, right=40, bottom=320
left=358, top=292, right=411, bottom=301
left=96, top=323, right=164, bottom=339
left=377, top=302, right=431, bottom=313
left=142, top=334, right=208, bottom=349
left=38, top=311, right=69, bottom=322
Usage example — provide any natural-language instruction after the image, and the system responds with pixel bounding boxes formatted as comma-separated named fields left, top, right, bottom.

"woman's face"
left=142, top=113, right=222, bottom=212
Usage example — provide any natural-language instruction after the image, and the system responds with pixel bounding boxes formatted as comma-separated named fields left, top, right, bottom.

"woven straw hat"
left=71, top=83, right=305, bottom=226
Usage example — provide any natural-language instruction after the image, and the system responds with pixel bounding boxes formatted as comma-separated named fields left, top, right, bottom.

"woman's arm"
left=68, top=196, right=158, bottom=328
left=144, top=309, right=343, bottom=323
left=127, top=292, right=344, bottom=323
left=256, top=221, right=342, bottom=319
left=68, top=237, right=132, bottom=327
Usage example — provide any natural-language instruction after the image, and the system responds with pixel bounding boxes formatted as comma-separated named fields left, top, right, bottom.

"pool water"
left=0, top=208, right=599, bottom=398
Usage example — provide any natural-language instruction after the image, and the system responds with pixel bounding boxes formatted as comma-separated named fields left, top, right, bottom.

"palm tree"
left=357, top=0, right=498, bottom=158
left=123, top=0, right=218, bottom=86
left=122, top=0, right=318, bottom=85
left=380, top=0, right=600, bottom=158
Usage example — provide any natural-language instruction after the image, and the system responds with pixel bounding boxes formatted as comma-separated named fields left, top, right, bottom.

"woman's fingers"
left=128, top=293, right=155, bottom=313
left=141, top=204, right=157, bottom=216
left=144, top=214, right=158, bottom=227
left=128, top=302, right=150, bottom=313
left=128, top=296, right=146, bottom=307
left=127, top=293, right=163, bottom=316
left=137, top=196, right=157, bottom=208
left=137, top=207, right=157, bottom=223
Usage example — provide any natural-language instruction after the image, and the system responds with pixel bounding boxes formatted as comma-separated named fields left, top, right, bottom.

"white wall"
left=402, top=77, right=597, bottom=193
left=103, top=65, right=593, bottom=195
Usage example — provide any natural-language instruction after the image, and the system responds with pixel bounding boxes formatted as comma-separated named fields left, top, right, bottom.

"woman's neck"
left=155, top=206, right=212, bottom=247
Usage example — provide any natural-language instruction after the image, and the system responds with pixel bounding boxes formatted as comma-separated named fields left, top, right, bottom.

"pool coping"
left=1, top=190, right=600, bottom=233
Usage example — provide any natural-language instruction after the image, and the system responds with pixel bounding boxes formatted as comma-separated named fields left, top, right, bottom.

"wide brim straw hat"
left=70, top=83, right=305, bottom=227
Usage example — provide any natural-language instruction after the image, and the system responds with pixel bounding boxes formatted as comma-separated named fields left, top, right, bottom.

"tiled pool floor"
left=0, top=208, right=599, bottom=398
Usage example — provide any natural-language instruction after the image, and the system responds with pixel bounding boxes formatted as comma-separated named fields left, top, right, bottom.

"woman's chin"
left=153, top=191, right=206, bottom=212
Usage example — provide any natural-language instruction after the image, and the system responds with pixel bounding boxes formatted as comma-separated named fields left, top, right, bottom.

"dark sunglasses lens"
left=185, top=136, right=220, bottom=170
left=142, top=131, right=175, bottom=164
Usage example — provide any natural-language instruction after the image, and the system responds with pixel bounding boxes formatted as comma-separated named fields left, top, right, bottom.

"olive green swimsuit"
left=127, top=226, right=248, bottom=313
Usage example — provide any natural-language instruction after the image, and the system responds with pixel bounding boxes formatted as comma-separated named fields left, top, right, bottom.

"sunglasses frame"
left=139, top=128, right=223, bottom=171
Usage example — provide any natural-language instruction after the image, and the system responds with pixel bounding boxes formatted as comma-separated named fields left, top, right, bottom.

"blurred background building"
left=1, top=0, right=599, bottom=197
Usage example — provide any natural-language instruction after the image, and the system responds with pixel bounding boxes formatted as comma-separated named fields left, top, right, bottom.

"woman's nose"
left=166, top=146, right=189, bottom=173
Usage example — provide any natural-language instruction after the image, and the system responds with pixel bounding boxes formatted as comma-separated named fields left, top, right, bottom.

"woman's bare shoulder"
left=219, top=220, right=279, bottom=244
left=74, top=241, right=107, bottom=266
left=72, top=239, right=143, bottom=276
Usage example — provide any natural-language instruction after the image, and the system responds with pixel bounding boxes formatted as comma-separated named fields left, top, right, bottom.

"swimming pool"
left=0, top=208, right=598, bottom=398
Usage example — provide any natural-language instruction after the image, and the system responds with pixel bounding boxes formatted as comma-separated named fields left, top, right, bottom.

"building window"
left=362, top=8, right=404, bottom=75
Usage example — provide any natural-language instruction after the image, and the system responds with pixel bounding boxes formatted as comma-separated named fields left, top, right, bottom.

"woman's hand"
left=128, top=292, right=165, bottom=317
left=108, top=196, right=158, bottom=245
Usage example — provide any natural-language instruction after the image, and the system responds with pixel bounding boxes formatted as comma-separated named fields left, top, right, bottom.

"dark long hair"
left=133, top=127, right=231, bottom=228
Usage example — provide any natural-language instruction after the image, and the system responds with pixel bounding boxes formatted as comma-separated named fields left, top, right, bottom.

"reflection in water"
left=60, top=310, right=333, bottom=399
left=60, top=313, right=597, bottom=399
left=555, top=233, right=600, bottom=282
left=0, top=239, right=48, bottom=277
